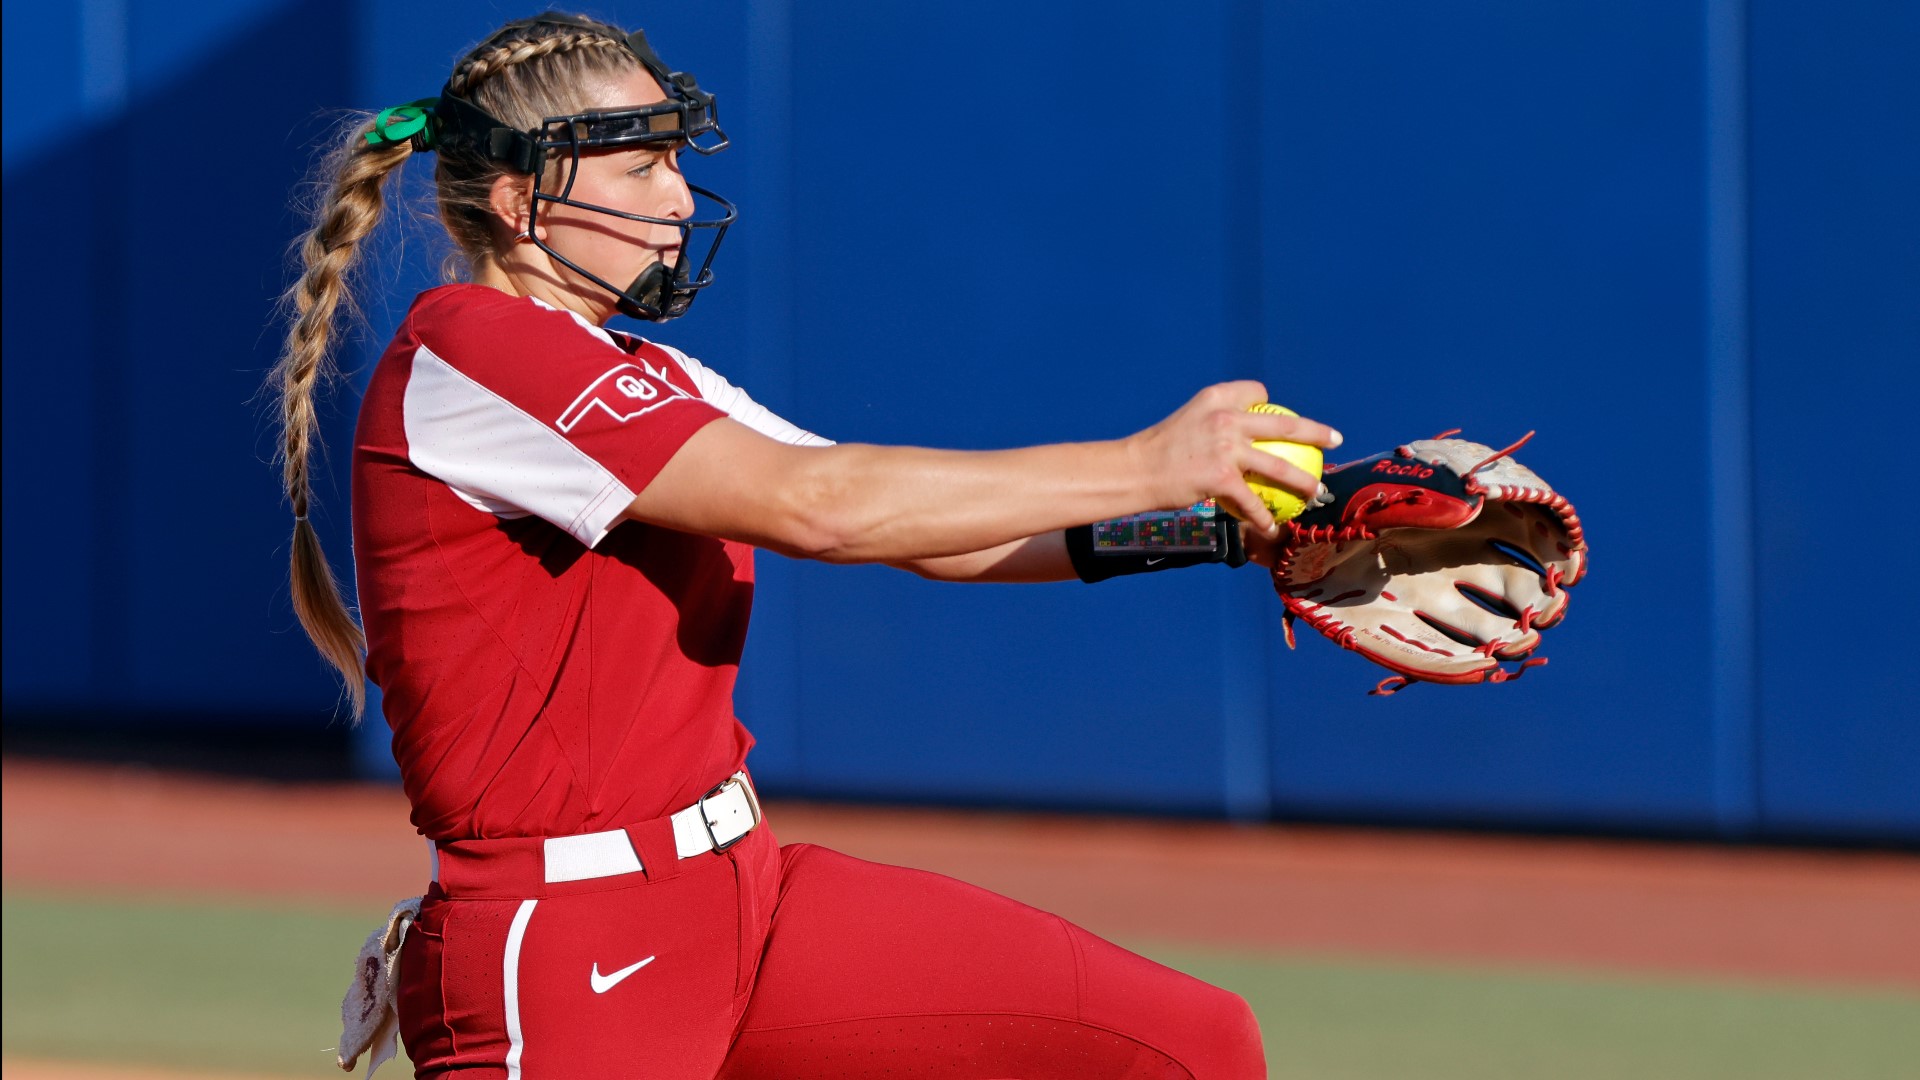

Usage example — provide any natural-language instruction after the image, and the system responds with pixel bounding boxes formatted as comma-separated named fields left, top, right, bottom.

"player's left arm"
left=892, top=521, right=1281, bottom=583
left=889, top=534, right=1070, bottom=582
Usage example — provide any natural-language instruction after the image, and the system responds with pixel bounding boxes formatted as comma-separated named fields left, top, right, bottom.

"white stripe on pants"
left=503, top=898, right=538, bottom=1079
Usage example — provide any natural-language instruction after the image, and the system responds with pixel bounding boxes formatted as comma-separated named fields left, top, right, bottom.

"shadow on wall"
left=2, top=0, right=364, bottom=725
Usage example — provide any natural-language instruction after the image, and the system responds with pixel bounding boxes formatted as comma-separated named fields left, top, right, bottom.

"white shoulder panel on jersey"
left=652, top=344, right=834, bottom=448
left=528, top=297, right=832, bottom=448
left=403, top=344, right=636, bottom=549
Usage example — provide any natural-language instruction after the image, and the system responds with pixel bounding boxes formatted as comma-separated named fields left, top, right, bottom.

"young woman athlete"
left=276, top=13, right=1339, bottom=1079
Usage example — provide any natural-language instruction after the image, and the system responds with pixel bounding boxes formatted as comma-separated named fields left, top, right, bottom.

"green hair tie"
left=365, top=98, right=440, bottom=150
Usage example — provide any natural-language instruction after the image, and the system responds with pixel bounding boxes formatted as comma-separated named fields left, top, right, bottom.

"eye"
left=628, top=162, right=655, bottom=179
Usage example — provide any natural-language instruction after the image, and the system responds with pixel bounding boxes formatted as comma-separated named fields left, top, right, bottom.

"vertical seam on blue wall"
left=1219, top=0, right=1271, bottom=822
left=83, top=0, right=130, bottom=696
left=744, top=0, right=802, bottom=783
left=348, top=0, right=397, bottom=780
left=1705, top=0, right=1760, bottom=837
left=79, top=0, right=128, bottom=118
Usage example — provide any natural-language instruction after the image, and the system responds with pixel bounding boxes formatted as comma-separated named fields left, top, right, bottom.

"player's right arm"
left=622, top=381, right=1339, bottom=565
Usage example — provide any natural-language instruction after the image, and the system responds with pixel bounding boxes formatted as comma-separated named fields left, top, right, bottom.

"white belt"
left=541, top=771, right=761, bottom=884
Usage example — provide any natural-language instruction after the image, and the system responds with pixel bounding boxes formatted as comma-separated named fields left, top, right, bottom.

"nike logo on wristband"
left=590, top=956, right=655, bottom=993
left=1145, top=557, right=1167, bottom=567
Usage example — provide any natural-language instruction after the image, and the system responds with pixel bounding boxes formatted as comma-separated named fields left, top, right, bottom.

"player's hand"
left=1241, top=520, right=1283, bottom=569
left=1127, top=381, right=1341, bottom=534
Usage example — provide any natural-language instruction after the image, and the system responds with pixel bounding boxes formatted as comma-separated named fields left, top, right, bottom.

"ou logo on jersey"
left=556, top=361, right=694, bottom=433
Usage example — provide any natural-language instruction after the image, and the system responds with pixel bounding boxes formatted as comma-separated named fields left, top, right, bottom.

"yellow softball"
left=1245, top=403, right=1324, bottom=521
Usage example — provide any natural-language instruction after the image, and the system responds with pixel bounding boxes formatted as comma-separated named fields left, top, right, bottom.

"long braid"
left=272, top=129, right=413, bottom=718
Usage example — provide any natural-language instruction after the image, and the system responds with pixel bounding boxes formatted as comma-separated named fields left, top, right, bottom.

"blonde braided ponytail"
left=271, top=128, right=413, bottom=718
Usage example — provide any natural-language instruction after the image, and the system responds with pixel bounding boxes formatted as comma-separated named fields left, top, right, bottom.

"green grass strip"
left=3, top=890, right=389, bottom=1076
left=1140, top=942, right=1920, bottom=1080
left=4, top=891, right=1915, bottom=1079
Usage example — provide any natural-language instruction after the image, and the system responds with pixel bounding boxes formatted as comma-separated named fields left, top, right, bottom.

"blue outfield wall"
left=3, top=1, right=1915, bottom=841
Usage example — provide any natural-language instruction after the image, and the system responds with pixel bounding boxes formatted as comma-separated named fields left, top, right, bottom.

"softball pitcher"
left=277, top=12, right=1342, bottom=1078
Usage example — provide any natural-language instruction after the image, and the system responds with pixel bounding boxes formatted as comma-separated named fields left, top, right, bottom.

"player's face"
left=535, top=68, right=695, bottom=302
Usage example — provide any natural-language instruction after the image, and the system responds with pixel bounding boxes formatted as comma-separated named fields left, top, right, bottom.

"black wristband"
left=1220, top=515, right=1248, bottom=567
left=1065, top=503, right=1247, bottom=583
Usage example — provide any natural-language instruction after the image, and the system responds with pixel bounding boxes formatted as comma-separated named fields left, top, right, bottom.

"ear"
left=487, top=172, right=546, bottom=241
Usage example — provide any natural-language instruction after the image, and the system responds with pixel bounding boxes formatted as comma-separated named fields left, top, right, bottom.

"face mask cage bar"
left=526, top=118, right=738, bottom=321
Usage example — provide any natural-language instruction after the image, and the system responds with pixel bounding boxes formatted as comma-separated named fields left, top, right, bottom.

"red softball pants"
left=398, top=814, right=1264, bottom=1079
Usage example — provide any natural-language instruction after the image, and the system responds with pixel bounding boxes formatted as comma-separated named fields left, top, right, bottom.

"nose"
left=667, top=173, right=695, bottom=221
left=656, top=148, right=695, bottom=222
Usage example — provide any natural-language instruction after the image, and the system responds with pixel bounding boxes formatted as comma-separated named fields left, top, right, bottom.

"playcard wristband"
left=1065, top=501, right=1248, bottom=582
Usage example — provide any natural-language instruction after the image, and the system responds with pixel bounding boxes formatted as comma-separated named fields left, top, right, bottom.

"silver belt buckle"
left=698, top=774, right=760, bottom=853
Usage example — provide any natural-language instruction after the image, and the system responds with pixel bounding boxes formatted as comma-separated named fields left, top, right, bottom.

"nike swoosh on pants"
left=590, top=956, right=656, bottom=994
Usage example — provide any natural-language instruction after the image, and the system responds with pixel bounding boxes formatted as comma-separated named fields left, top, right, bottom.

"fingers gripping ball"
left=1245, top=404, right=1324, bottom=521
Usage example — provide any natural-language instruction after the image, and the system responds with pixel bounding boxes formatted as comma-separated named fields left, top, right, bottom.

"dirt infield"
left=5, top=757, right=1917, bottom=989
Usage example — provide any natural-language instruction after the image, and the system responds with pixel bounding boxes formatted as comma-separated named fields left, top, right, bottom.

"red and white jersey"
left=351, top=284, right=827, bottom=842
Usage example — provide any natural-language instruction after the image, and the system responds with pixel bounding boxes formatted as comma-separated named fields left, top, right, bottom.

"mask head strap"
left=429, top=15, right=727, bottom=172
